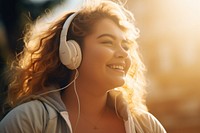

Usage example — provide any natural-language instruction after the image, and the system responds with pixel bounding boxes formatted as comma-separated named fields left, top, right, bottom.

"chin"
left=110, top=78, right=125, bottom=88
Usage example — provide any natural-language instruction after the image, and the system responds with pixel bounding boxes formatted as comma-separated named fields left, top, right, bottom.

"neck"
left=61, top=78, right=109, bottom=117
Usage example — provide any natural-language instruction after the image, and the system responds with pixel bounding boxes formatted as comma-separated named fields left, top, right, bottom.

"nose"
left=114, top=46, right=128, bottom=58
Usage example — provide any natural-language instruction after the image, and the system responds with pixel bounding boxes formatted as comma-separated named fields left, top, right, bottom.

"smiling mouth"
left=107, top=65, right=125, bottom=72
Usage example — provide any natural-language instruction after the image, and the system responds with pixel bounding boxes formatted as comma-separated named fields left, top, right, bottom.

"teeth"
left=109, top=65, right=124, bottom=70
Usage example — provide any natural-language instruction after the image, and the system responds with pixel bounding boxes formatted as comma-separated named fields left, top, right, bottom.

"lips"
left=107, top=63, right=126, bottom=73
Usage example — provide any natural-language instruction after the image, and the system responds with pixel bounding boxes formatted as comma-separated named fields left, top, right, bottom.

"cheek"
left=85, top=47, right=113, bottom=64
left=95, top=49, right=113, bottom=64
left=79, top=46, right=114, bottom=73
left=78, top=46, right=115, bottom=86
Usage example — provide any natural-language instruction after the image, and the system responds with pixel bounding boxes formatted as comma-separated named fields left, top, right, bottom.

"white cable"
left=38, top=69, right=79, bottom=96
left=37, top=68, right=81, bottom=132
left=114, top=94, right=121, bottom=119
left=73, top=70, right=81, bottom=132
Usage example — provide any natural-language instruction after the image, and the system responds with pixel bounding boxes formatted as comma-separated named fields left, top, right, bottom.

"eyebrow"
left=96, top=33, right=133, bottom=44
left=97, top=34, right=116, bottom=39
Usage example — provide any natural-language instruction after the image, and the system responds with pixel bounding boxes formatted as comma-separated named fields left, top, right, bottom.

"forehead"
left=90, top=18, right=126, bottom=39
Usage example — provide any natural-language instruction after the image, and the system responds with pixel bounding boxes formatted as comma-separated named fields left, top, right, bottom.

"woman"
left=0, top=0, right=167, bottom=133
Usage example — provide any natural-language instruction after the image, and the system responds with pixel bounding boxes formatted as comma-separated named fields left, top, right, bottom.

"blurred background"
left=0, top=0, right=199, bottom=132
left=128, top=1, right=200, bottom=133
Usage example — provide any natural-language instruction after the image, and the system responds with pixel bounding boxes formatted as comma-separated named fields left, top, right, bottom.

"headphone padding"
left=59, top=40, right=82, bottom=70
left=66, top=40, right=82, bottom=69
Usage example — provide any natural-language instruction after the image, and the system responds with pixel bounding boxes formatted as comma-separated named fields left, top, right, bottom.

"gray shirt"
left=0, top=89, right=167, bottom=133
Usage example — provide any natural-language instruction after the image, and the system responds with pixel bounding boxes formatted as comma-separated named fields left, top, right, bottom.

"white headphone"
left=59, top=12, right=82, bottom=70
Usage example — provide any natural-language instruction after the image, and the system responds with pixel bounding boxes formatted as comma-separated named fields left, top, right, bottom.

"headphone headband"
left=60, top=12, right=79, bottom=43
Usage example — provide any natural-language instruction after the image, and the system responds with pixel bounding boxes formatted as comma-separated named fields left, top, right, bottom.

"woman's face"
left=78, top=18, right=132, bottom=89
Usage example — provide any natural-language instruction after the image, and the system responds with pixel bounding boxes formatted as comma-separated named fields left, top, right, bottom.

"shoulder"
left=5, top=100, right=48, bottom=120
left=132, top=109, right=167, bottom=133
left=0, top=100, right=49, bottom=132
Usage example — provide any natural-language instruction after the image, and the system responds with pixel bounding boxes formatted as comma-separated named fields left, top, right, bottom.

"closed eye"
left=122, top=44, right=130, bottom=51
left=97, top=34, right=115, bottom=46
left=101, top=41, right=113, bottom=44
left=122, top=41, right=131, bottom=51
left=101, top=40, right=114, bottom=46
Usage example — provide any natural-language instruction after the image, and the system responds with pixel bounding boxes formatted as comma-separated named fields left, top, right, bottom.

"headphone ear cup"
left=59, top=40, right=82, bottom=70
